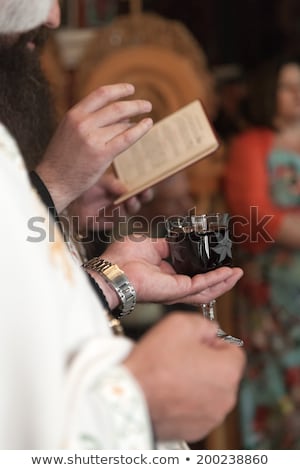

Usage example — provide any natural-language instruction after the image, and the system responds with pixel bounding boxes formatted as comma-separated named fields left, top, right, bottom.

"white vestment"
left=0, top=124, right=154, bottom=449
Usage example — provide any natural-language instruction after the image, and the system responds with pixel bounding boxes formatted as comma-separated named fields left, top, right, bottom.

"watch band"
left=82, top=258, right=136, bottom=318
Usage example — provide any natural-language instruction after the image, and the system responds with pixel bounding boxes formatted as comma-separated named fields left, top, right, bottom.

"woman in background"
left=225, top=57, right=300, bottom=449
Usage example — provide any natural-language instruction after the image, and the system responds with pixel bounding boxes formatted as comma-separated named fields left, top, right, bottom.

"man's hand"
left=124, top=312, right=245, bottom=442
left=35, top=83, right=153, bottom=213
left=90, top=236, right=243, bottom=308
left=67, top=171, right=154, bottom=232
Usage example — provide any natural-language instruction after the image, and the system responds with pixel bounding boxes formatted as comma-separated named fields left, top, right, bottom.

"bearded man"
left=0, top=5, right=156, bottom=231
left=0, top=4, right=58, bottom=170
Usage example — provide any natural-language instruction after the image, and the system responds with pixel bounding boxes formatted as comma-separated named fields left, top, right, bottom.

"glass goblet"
left=166, top=213, right=243, bottom=346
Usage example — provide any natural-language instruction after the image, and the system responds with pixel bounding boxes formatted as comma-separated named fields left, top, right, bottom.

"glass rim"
left=166, top=213, right=230, bottom=234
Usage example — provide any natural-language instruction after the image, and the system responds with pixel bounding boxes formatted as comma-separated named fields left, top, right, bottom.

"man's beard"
left=0, top=27, right=56, bottom=170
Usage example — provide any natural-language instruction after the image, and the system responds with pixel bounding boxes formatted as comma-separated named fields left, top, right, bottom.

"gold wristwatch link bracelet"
left=82, top=257, right=136, bottom=318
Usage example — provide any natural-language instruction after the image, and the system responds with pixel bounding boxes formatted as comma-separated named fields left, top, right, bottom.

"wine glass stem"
left=200, top=300, right=244, bottom=347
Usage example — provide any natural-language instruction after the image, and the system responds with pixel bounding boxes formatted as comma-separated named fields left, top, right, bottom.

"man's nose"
left=44, top=0, right=61, bottom=29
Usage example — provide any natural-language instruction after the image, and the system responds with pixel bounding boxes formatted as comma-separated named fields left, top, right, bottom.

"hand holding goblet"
left=166, top=213, right=243, bottom=346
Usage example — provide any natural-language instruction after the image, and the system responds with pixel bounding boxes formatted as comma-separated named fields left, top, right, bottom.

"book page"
left=113, top=100, right=219, bottom=204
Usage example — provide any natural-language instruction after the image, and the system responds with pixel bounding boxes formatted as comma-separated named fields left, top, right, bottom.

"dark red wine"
left=167, top=227, right=233, bottom=276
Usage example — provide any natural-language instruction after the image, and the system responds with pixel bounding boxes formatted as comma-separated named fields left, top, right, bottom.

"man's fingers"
left=107, top=118, right=153, bottom=155
left=170, top=267, right=243, bottom=304
left=91, top=100, right=152, bottom=128
left=74, top=84, right=152, bottom=123
left=75, top=83, right=136, bottom=114
left=124, top=197, right=142, bottom=213
left=191, top=267, right=243, bottom=292
left=97, top=122, right=134, bottom=144
left=138, top=188, right=155, bottom=203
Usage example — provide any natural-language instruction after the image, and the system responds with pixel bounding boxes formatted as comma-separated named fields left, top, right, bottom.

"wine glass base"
left=217, top=328, right=244, bottom=347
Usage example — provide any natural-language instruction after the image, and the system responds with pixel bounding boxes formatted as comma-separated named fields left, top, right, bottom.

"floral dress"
left=238, top=147, right=300, bottom=449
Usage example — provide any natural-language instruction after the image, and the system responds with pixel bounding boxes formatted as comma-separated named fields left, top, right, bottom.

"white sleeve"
left=0, top=125, right=154, bottom=450
left=63, top=337, right=154, bottom=449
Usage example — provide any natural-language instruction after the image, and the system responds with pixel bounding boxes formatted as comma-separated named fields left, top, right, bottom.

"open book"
left=113, top=99, right=219, bottom=204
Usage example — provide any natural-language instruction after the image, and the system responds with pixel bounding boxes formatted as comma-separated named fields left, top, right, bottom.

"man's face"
left=0, top=26, right=56, bottom=170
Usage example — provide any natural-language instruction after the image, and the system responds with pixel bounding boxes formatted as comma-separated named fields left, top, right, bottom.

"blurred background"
left=51, top=0, right=300, bottom=80
left=58, top=0, right=300, bottom=68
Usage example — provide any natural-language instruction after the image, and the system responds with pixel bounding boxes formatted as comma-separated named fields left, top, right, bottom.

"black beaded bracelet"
left=29, top=171, right=60, bottom=225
